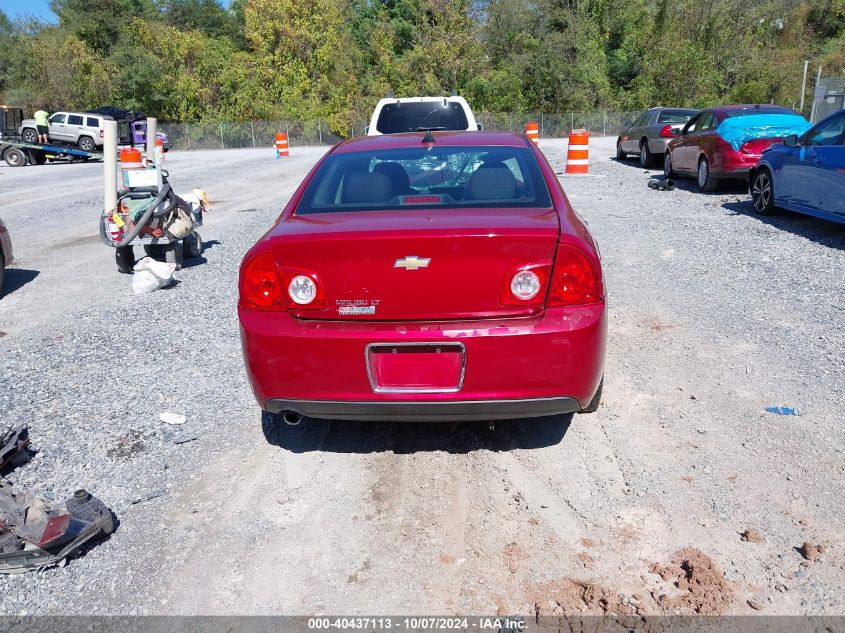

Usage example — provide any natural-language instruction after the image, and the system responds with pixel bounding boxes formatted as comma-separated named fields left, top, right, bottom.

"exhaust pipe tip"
left=281, top=411, right=302, bottom=426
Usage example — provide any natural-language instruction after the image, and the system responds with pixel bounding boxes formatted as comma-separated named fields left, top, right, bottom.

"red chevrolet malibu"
left=238, top=131, right=606, bottom=424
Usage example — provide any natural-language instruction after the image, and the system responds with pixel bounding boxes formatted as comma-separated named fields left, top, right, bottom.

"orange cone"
left=565, top=129, right=589, bottom=174
left=525, top=121, right=539, bottom=145
left=275, top=132, right=289, bottom=158
left=155, top=137, right=165, bottom=163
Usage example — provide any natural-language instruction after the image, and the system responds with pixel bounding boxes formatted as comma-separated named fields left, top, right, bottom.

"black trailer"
left=0, top=139, right=104, bottom=167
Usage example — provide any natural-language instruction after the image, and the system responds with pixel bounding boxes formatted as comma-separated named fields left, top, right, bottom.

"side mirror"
left=783, top=134, right=798, bottom=147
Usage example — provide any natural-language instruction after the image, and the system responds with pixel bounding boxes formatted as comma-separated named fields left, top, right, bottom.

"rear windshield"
left=376, top=102, right=469, bottom=134
left=658, top=109, right=697, bottom=123
left=724, top=107, right=796, bottom=118
left=296, top=146, right=552, bottom=214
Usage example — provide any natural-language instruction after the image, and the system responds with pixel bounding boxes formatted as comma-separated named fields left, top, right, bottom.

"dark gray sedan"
left=617, top=107, right=699, bottom=167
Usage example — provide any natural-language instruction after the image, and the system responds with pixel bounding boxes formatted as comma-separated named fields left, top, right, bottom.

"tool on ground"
left=648, top=178, right=676, bottom=191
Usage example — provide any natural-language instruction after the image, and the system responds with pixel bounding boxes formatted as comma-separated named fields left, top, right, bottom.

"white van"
left=366, top=96, right=481, bottom=135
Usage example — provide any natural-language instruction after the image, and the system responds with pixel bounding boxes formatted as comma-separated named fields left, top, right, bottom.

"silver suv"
left=19, top=111, right=108, bottom=151
left=617, top=107, right=699, bottom=167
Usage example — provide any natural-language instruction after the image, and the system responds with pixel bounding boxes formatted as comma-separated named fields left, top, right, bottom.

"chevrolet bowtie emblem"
left=394, top=256, right=431, bottom=270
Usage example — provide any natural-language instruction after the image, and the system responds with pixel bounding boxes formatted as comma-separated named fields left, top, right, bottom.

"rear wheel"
left=579, top=377, right=603, bottom=414
left=115, top=246, right=135, bottom=274
left=751, top=168, right=776, bottom=215
left=78, top=136, right=95, bottom=152
left=639, top=140, right=654, bottom=167
left=663, top=152, right=676, bottom=178
left=183, top=231, right=203, bottom=259
left=0, top=252, right=5, bottom=296
left=697, top=157, right=718, bottom=192
left=21, top=128, right=38, bottom=144
left=4, top=148, right=27, bottom=167
left=616, top=139, right=627, bottom=160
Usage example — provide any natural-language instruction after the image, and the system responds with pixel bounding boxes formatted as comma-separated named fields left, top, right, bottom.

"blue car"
left=749, top=109, right=845, bottom=224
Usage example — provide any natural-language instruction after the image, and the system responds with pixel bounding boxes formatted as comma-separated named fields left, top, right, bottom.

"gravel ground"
left=0, top=138, right=842, bottom=616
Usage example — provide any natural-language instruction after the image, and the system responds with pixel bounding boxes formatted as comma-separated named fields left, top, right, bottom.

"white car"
left=366, top=96, right=481, bottom=135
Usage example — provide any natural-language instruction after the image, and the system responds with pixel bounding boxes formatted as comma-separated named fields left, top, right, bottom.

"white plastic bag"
left=132, top=257, right=176, bottom=295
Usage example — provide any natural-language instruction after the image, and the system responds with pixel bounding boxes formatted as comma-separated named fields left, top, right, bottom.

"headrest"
left=343, top=171, right=395, bottom=204
left=467, top=167, right=517, bottom=201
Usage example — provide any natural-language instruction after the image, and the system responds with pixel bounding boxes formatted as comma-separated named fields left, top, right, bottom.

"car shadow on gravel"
left=261, top=411, right=574, bottom=454
left=670, top=178, right=747, bottom=195
left=1, top=268, right=39, bottom=296
left=722, top=201, right=845, bottom=249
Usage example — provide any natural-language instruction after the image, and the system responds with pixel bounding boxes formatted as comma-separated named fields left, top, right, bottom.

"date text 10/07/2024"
left=307, top=617, right=527, bottom=631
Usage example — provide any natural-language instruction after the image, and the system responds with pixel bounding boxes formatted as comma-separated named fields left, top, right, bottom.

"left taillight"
left=239, top=251, right=284, bottom=310
left=659, top=125, right=674, bottom=138
left=99, top=129, right=104, bottom=137
left=546, top=245, right=603, bottom=307
left=501, top=264, right=551, bottom=307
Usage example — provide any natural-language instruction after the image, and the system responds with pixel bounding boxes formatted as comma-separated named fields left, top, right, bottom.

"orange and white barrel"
left=119, top=147, right=143, bottom=170
left=565, top=129, right=589, bottom=174
left=275, top=132, right=289, bottom=158
left=155, top=137, right=165, bottom=162
left=525, top=121, right=539, bottom=145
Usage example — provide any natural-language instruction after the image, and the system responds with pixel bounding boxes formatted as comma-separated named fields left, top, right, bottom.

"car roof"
left=707, top=104, right=796, bottom=115
left=333, top=131, right=529, bottom=154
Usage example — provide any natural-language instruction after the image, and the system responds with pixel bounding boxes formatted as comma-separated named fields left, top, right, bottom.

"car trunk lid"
left=271, top=207, right=559, bottom=321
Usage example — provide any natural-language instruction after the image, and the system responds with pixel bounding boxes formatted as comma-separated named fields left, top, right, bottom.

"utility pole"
left=809, top=66, right=823, bottom=123
left=799, top=60, right=809, bottom=113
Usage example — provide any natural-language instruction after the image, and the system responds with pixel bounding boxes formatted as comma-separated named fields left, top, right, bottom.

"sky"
left=0, top=0, right=232, bottom=23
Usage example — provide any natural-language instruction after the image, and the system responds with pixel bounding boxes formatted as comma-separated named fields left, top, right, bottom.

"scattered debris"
left=107, top=429, right=146, bottom=459
left=0, top=426, right=30, bottom=471
left=129, top=489, right=165, bottom=506
left=0, top=481, right=114, bottom=574
left=159, top=412, right=187, bottom=425
left=798, top=542, right=825, bottom=562
left=740, top=528, right=765, bottom=543
left=648, top=177, right=676, bottom=191
left=747, top=598, right=764, bottom=611
left=765, top=406, right=800, bottom=416
left=649, top=548, right=735, bottom=615
left=161, top=428, right=199, bottom=445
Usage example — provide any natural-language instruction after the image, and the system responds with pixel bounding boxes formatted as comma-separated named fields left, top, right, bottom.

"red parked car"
left=664, top=105, right=811, bottom=192
left=238, top=131, right=606, bottom=424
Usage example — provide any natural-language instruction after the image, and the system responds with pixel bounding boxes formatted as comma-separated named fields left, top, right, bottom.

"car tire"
left=21, top=128, right=38, bottom=145
left=78, top=136, right=96, bottom=152
left=616, top=139, right=627, bottom=160
left=183, top=231, right=203, bottom=259
left=0, top=251, right=5, bottom=297
left=4, top=148, right=27, bottom=167
left=639, top=140, right=654, bottom=167
left=115, top=246, right=135, bottom=274
left=697, top=157, right=719, bottom=192
left=663, top=152, right=676, bottom=178
left=579, top=377, right=603, bottom=414
left=750, top=168, right=776, bottom=215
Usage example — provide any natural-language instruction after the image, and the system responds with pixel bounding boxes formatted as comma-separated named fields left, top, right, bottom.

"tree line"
left=0, top=0, right=843, bottom=135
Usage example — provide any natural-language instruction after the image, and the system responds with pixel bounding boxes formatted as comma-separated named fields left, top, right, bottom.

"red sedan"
left=238, top=131, right=606, bottom=424
left=664, top=105, right=811, bottom=192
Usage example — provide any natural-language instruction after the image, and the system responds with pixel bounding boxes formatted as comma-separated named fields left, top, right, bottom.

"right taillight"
left=546, top=245, right=603, bottom=307
left=659, top=125, right=674, bottom=138
left=239, top=251, right=284, bottom=310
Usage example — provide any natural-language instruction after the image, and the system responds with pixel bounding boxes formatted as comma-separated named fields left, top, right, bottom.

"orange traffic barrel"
left=565, top=129, right=589, bottom=174
left=275, top=132, right=289, bottom=158
left=119, top=147, right=143, bottom=170
left=155, top=137, right=165, bottom=162
left=525, top=121, right=539, bottom=145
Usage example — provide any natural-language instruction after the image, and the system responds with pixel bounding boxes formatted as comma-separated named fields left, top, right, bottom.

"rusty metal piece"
left=0, top=426, right=30, bottom=471
left=0, top=480, right=113, bottom=574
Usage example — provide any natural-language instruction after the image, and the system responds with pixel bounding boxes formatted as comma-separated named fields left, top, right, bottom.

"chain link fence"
left=157, top=111, right=642, bottom=151
left=810, top=77, right=845, bottom=123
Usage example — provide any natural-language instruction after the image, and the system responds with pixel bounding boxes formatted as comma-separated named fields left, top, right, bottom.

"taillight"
left=501, top=264, right=550, bottom=307
left=546, top=245, right=603, bottom=307
left=282, top=271, right=326, bottom=310
left=239, top=251, right=327, bottom=311
left=239, top=251, right=284, bottom=310
left=659, top=125, right=674, bottom=138
left=99, top=129, right=104, bottom=137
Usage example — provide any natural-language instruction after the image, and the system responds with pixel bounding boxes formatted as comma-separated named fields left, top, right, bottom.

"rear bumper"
left=647, top=138, right=671, bottom=155
left=266, top=397, right=581, bottom=421
left=240, top=305, right=606, bottom=418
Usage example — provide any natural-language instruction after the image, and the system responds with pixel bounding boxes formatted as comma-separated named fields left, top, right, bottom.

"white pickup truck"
left=366, top=96, right=481, bottom=135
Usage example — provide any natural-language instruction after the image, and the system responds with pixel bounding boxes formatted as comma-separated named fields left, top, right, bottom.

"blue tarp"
left=717, top=113, right=811, bottom=151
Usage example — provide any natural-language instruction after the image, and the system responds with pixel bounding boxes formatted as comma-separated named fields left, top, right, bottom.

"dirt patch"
left=642, top=318, right=676, bottom=332
left=648, top=548, right=735, bottom=614
left=504, top=542, right=528, bottom=574
left=438, top=552, right=456, bottom=564
left=107, top=429, right=147, bottom=459
left=616, top=524, right=641, bottom=544
left=798, top=542, right=826, bottom=561
left=740, top=528, right=764, bottom=543
left=530, top=578, right=643, bottom=617
left=579, top=538, right=595, bottom=548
